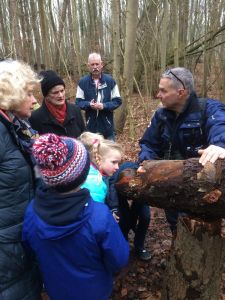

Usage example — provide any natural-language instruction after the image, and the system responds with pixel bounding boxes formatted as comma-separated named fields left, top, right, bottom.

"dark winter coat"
left=23, top=186, right=129, bottom=300
left=76, top=73, right=122, bottom=138
left=29, top=101, right=85, bottom=137
left=139, top=92, right=225, bottom=162
left=0, top=113, right=41, bottom=299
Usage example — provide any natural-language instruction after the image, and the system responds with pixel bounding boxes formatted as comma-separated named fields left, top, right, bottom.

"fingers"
left=199, top=145, right=225, bottom=165
left=137, top=166, right=146, bottom=174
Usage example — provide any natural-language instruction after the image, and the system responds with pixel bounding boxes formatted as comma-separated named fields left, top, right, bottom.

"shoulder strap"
left=197, top=98, right=207, bottom=126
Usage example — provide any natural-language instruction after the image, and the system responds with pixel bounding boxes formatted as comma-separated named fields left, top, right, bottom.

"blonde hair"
left=0, top=59, right=40, bottom=111
left=79, top=132, right=123, bottom=167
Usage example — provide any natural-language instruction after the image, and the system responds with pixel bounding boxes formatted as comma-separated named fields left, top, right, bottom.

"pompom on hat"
left=40, top=70, right=65, bottom=97
left=32, top=134, right=90, bottom=192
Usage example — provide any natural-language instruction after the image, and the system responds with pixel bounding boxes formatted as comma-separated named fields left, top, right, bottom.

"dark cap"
left=40, top=70, right=65, bottom=97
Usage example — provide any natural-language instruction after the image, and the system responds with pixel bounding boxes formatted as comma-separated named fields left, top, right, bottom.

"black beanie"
left=40, top=70, right=65, bottom=96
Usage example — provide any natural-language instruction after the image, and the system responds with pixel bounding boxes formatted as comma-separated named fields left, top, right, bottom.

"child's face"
left=99, top=150, right=121, bottom=176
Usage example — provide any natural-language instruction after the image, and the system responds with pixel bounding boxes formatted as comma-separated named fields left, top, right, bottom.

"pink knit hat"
left=32, top=134, right=90, bottom=192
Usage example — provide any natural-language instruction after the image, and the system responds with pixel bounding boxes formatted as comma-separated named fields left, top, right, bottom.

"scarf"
left=45, top=100, right=67, bottom=124
left=0, top=109, right=39, bottom=166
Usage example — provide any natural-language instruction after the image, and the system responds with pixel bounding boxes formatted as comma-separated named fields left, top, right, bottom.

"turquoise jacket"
left=81, top=164, right=108, bottom=203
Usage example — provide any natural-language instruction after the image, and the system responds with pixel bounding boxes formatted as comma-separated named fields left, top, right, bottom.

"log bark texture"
left=116, top=158, right=225, bottom=219
left=161, top=217, right=225, bottom=300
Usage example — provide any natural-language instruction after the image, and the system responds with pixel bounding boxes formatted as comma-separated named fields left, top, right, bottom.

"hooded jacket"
left=23, top=186, right=129, bottom=300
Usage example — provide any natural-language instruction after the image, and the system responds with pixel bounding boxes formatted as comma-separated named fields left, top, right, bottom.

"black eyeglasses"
left=164, top=69, right=185, bottom=89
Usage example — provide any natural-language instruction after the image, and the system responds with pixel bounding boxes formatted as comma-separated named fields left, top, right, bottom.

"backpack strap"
left=197, top=98, right=207, bottom=122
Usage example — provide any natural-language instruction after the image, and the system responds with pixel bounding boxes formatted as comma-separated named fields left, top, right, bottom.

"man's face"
left=157, top=78, right=186, bottom=112
left=46, top=85, right=66, bottom=106
left=88, top=57, right=103, bottom=78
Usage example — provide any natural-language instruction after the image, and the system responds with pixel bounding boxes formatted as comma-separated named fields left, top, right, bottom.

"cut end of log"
left=202, top=189, right=222, bottom=203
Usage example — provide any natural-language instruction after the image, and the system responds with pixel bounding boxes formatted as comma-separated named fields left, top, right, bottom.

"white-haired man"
left=76, top=53, right=122, bottom=140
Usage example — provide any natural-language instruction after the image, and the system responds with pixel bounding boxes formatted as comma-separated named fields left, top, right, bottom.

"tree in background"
left=1, top=0, right=225, bottom=131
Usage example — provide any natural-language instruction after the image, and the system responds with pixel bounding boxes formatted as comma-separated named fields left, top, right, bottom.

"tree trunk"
left=30, top=0, right=42, bottom=72
left=111, top=0, right=121, bottom=85
left=115, top=0, right=138, bottom=133
left=8, top=0, right=23, bottom=59
left=71, top=0, right=82, bottom=78
left=160, top=0, right=169, bottom=71
left=0, top=0, right=10, bottom=57
left=116, top=158, right=225, bottom=219
left=38, top=0, right=51, bottom=68
left=161, top=217, right=225, bottom=300
left=54, top=0, right=69, bottom=72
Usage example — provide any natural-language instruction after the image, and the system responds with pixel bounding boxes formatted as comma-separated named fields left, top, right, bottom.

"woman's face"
left=14, top=86, right=37, bottom=119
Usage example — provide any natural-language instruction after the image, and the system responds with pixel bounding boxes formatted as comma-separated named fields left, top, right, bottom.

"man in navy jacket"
left=138, top=67, right=225, bottom=231
left=76, top=53, right=122, bottom=140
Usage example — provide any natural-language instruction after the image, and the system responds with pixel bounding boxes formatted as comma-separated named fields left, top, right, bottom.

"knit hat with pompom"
left=32, top=133, right=90, bottom=192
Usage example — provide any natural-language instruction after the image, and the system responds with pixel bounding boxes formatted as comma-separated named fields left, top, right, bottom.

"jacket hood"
left=33, top=185, right=92, bottom=240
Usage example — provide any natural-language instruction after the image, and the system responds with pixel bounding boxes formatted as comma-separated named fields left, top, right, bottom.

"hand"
left=127, top=200, right=133, bottom=208
left=90, top=100, right=103, bottom=110
left=198, top=145, right=225, bottom=165
left=90, top=99, right=98, bottom=110
left=95, top=103, right=103, bottom=110
left=137, top=166, right=146, bottom=174
left=112, top=212, right=120, bottom=223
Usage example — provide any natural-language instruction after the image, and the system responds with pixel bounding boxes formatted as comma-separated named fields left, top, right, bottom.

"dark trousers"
left=119, top=198, right=150, bottom=251
left=165, top=209, right=187, bottom=232
left=165, top=209, right=179, bottom=232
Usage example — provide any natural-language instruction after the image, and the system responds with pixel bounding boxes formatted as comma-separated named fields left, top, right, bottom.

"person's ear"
left=178, top=88, right=186, bottom=97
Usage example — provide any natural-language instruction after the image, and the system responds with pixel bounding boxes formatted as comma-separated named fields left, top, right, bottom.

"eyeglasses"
left=164, top=69, right=185, bottom=89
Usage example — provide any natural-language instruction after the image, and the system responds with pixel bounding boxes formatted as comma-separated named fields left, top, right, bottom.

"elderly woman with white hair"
left=0, top=59, right=41, bottom=299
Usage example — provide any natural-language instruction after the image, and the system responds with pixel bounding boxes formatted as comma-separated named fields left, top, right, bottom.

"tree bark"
left=116, top=158, right=225, bottom=219
left=161, top=217, right=225, bottom=300
left=111, top=0, right=121, bottom=85
left=116, top=158, right=225, bottom=299
left=115, top=0, right=138, bottom=133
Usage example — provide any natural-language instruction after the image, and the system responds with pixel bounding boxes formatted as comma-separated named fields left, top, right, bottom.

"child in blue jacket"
left=79, top=132, right=122, bottom=221
left=22, top=133, right=129, bottom=300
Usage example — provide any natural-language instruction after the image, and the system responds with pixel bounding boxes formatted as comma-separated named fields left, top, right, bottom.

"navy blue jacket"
left=76, top=73, right=122, bottom=138
left=0, top=113, right=41, bottom=299
left=139, top=93, right=225, bottom=162
left=23, top=186, right=129, bottom=300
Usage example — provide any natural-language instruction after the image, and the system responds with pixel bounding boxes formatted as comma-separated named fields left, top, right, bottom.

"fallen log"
left=116, top=158, right=225, bottom=219
left=116, top=158, right=225, bottom=299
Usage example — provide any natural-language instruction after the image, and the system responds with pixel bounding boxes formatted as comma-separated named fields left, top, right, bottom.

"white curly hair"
left=0, top=59, right=40, bottom=111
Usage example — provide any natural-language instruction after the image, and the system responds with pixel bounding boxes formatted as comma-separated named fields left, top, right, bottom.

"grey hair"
left=88, top=52, right=102, bottom=63
left=161, top=67, right=194, bottom=93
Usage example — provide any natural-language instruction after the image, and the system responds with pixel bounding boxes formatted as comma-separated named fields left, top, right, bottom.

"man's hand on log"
left=198, top=145, right=225, bottom=166
left=137, top=166, right=146, bottom=174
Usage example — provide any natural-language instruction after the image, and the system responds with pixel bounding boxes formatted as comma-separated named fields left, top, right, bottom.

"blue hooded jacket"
left=22, top=186, right=129, bottom=300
